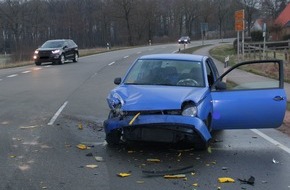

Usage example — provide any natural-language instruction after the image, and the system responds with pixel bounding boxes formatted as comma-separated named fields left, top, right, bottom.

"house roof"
left=275, top=3, right=290, bottom=27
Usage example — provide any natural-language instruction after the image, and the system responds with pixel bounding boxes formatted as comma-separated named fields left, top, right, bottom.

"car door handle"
left=273, top=96, right=284, bottom=101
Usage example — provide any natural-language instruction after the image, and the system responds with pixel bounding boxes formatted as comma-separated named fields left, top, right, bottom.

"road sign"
left=235, top=9, right=245, bottom=31
left=235, top=10, right=244, bottom=20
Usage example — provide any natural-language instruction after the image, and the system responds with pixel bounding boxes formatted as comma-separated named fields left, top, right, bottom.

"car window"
left=205, top=59, right=218, bottom=87
left=220, top=61, right=280, bottom=90
left=124, top=59, right=204, bottom=87
left=41, top=41, right=64, bottom=48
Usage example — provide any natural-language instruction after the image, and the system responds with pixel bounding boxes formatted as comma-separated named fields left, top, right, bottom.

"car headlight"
left=34, top=50, right=39, bottom=54
left=52, top=49, right=61, bottom=54
left=182, top=106, right=197, bottom=117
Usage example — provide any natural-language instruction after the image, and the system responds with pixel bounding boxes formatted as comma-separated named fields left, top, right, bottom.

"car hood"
left=110, top=85, right=208, bottom=111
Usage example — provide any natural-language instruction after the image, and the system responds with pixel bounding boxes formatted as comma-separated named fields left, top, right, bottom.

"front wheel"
left=106, top=130, right=121, bottom=146
left=59, top=54, right=65, bottom=65
left=73, top=53, right=78, bottom=62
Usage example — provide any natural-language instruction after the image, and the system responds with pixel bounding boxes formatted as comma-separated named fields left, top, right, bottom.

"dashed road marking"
left=7, top=74, right=18, bottom=78
left=124, top=56, right=129, bottom=58
left=33, top=68, right=42, bottom=71
left=108, top=62, right=115, bottom=66
left=22, top=71, right=31, bottom=74
left=47, top=101, right=68, bottom=126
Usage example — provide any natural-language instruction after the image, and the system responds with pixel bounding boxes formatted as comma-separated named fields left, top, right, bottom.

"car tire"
left=35, top=62, right=41, bottom=66
left=194, top=137, right=209, bottom=151
left=106, top=130, right=121, bottom=146
left=73, top=53, right=78, bottom=62
left=59, top=54, right=65, bottom=65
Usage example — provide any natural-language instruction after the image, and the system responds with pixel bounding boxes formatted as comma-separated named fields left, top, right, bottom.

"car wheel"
left=106, top=130, right=121, bottom=146
left=35, top=62, right=41, bottom=66
left=73, top=53, right=78, bottom=62
left=59, top=54, right=65, bottom=65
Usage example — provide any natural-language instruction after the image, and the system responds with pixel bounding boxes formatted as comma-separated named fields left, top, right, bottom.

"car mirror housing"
left=114, top=77, right=121, bottom=85
left=214, top=81, right=226, bottom=90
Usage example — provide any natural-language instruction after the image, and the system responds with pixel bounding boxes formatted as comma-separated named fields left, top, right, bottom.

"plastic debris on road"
left=238, top=176, right=255, bottom=185
left=218, top=177, right=235, bottom=183
left=85, top=164, right=98, bottom=169
left=117, top=173, right=131, bottom=177
left=164, top=174, right=186, bottom=179
left=272, top=158, right=279, bottom=164
left=95, top=156, right=104, bottom=162
left=20, top=125, right=38, bottom=129
left=146, top=158, right=161, bottom=162
left=76, top=144, right=87, bottom=150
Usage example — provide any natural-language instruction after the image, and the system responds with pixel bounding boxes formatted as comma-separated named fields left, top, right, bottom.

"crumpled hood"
left=109, top=85, right=208, bottom=111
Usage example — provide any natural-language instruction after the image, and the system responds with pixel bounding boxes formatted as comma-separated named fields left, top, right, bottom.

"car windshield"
left=41, top=41, right=64, bottom=48
left=124, top=59, right=205, bottom=87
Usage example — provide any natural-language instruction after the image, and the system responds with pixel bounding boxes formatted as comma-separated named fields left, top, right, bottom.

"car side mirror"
left=63, top=45, right=68, bottom=49
left=214, top=81, right=227, bottom=90
left=114, top=77, right=121, bottom=85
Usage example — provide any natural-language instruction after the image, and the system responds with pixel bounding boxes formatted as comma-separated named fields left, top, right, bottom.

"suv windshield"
left=41, top=41, right=64, bottom=48
left=124, top=59, right=205, bottom=87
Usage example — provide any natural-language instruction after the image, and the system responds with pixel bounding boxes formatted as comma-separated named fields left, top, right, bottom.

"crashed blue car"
left=104, top=53, right=286, bottom=149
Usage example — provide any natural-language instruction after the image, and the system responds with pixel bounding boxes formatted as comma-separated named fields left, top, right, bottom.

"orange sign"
left=235, top=20, right=244, bottom=31
left=235, top=10, right=244, bottom=20
left=235, top=9, right=245, bottom=31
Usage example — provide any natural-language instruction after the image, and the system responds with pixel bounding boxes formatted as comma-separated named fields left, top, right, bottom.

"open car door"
left=211, top=60, right=286, bottom=130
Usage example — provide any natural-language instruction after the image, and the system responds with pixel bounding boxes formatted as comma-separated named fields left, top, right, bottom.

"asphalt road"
left=1, top=40, right=290, bottom=190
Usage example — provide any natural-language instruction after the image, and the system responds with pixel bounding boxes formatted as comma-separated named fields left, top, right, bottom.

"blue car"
left=104, top=53, right=286, bottom=150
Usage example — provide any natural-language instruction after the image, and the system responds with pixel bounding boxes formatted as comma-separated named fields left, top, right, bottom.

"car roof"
left=138, top=53, right=205, bottom=62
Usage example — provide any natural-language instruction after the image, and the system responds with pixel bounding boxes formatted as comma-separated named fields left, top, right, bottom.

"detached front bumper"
left=104, top=114, right=211, bottom=143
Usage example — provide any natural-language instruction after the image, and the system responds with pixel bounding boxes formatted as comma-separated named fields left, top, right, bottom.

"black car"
left=178, top=36, right=191, bottom=44
left=33, top=39, right=79, bottom=65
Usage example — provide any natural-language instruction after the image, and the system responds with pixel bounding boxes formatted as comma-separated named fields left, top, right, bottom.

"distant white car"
left=178, top=36, right=190, bottom=44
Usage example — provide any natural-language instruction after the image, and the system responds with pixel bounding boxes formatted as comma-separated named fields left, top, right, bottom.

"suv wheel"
left=73, top=53, right=78, bottom=62
left=59, top=54, right=65, bottom=65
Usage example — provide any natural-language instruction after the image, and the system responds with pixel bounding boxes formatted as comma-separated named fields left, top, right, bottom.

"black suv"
left=33, top=39, right=79, bottom=66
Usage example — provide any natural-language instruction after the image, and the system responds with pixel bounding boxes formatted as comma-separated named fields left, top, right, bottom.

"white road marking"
left=7, top=74, right=18, bottom=78
left=124, top=55, right=129, bottom=58
left=44, top=65, right=51, bottom=68
left=108, top=62, right=115, bottom=66
left=22, top=71, right=31, bottom=74
left=251, top=129, right=290, bottom=154
left=33, top=68, right=42, bottom=71
left=47, top=101, right=68, bottom=125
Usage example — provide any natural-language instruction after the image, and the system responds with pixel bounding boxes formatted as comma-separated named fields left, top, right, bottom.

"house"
left=273, top=3, right=290, bottom=40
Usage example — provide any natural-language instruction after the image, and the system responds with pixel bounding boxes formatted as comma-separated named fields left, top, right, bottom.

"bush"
left=282, top=34, right=290, bottom=40
left=251, top=31, right=263, bottom=41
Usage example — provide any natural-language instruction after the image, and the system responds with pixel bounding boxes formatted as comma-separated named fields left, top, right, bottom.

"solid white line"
left=7, top=74, right=18, bottom=78
left=22, top=71, right=31, bottom=74
left=251, top=129, right=290, bottom=154
left=108, top=62, right=115, bottom=66
left=124, top=55, right=129, bottom=58
left=47, top=101, right=68, bottom=125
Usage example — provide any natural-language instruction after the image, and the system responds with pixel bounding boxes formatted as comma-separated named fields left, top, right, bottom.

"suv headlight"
left=34, top=50, right=39, bottom=54
left=52, top=49, right=61, bottom=54
left=182, top=106, right=197, bottom=117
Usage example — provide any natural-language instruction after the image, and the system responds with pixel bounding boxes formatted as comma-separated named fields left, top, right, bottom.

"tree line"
left=0, top=0, right=288, bottom=62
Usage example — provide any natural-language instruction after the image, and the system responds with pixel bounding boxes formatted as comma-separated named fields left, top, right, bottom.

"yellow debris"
left=78, top=123, right=83, bottom=130
left=218, top=177, right=235, bottom=183
left=129, top=112, right=140, bottom=125
left=146, top=158, right=161, bottom=162
left=164, top=174, right=186, bottom=179
left=117, top=173, right=131, bottom=177
left=76, top=144, right=87, bottom=150
left=192, top=183, right=198, bottom=187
